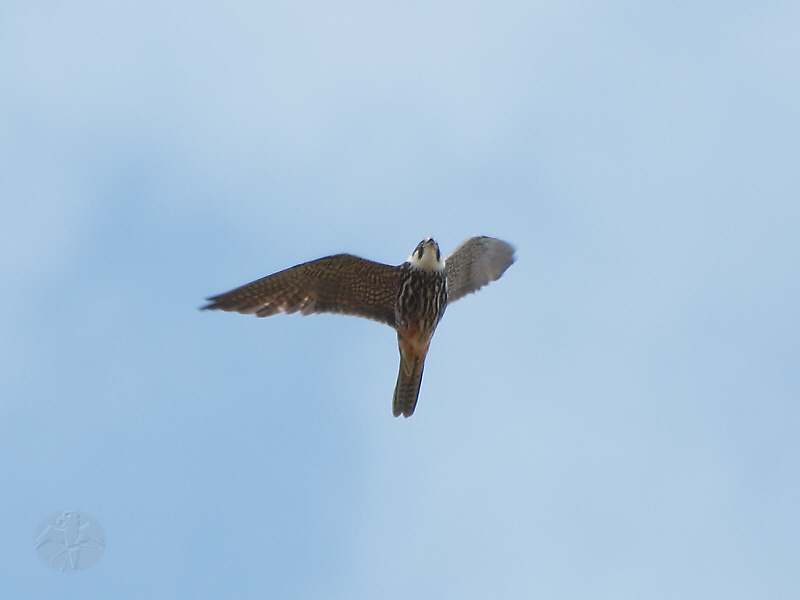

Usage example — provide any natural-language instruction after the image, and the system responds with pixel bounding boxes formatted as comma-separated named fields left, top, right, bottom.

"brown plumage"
left=203, top=255, right=401, bottom=326
left=391, top=261, right=448, bottom=417
left=203, top=236, right=515, bottom=417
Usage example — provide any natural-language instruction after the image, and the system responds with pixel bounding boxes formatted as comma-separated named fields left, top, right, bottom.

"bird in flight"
left=203, top=236, right=515, bottom=417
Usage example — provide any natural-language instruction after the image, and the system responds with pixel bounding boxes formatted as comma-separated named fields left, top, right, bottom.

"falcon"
left=203, top=236, right=515, bottom=417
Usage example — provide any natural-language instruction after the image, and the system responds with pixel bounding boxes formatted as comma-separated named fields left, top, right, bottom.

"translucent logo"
left=33, top=510, right=106, bottom=572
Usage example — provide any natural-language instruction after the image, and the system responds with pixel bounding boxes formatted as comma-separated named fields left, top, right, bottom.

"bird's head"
left=408, top=237, right=444, bottom=271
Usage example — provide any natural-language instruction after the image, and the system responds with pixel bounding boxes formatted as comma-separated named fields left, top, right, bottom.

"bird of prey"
left=203, top=236, right=515, bottom=417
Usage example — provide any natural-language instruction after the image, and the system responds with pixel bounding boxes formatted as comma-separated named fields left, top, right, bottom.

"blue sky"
left=1, top=2, right=798, bottom=598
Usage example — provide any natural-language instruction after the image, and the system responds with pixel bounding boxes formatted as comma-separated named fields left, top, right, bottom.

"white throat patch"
left=408, top=238, right=445, bottom=272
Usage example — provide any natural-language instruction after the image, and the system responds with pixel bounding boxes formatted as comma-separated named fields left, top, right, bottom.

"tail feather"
left=392, top=354, right=426, bottom=418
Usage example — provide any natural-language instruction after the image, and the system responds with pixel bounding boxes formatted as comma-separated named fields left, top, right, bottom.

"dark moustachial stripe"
left=203, top=236, right=514, bottom=418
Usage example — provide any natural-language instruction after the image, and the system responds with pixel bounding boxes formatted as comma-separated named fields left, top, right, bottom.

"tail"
left=392, top=351, right=426, bottom=418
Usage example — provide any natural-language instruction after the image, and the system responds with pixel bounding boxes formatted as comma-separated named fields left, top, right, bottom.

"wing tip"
left=200, top=298, right=219, bottom=311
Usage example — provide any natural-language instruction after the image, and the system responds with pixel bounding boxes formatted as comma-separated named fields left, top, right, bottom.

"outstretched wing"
left=203, top=254, right=401, bottom=327
left=445, top=236, right=516, bottom=304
